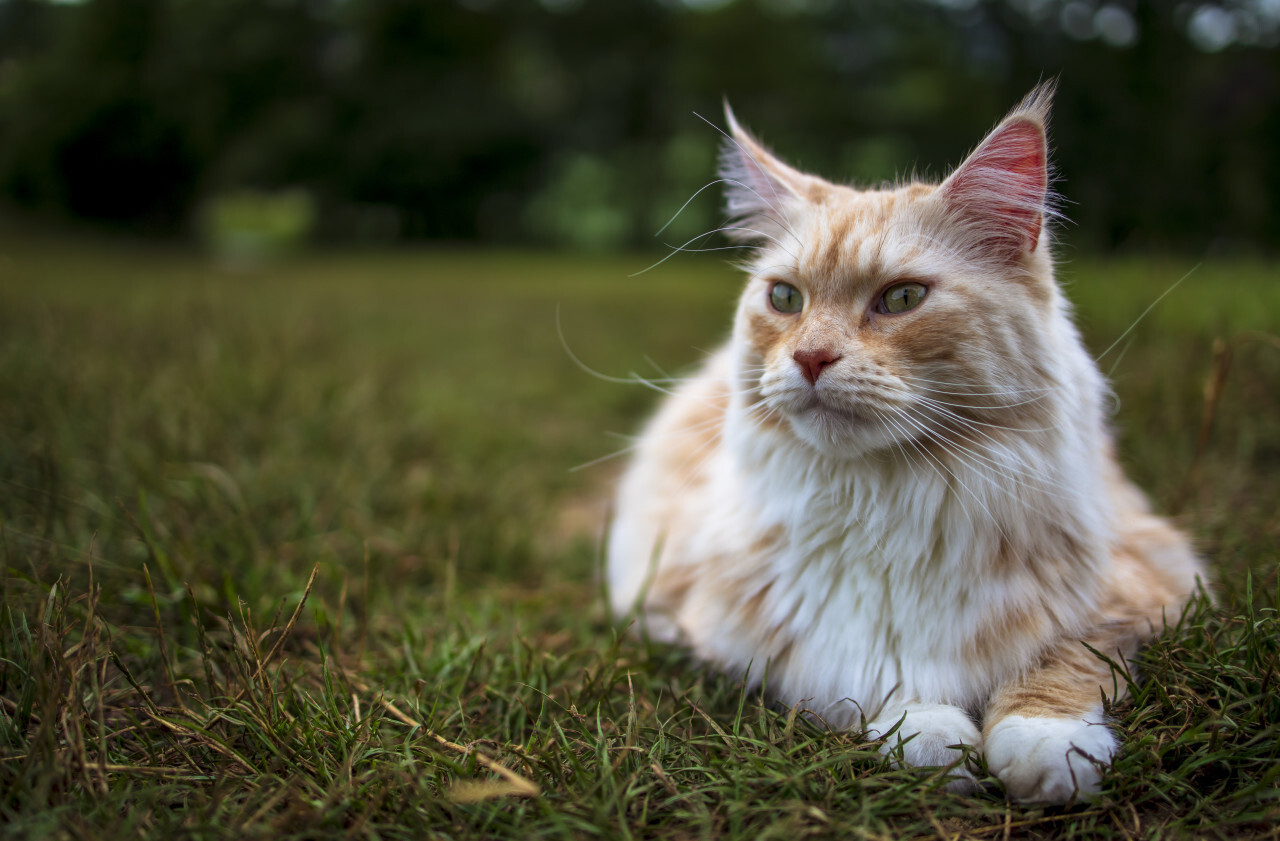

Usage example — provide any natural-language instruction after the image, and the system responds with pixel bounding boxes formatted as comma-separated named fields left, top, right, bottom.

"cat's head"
left=719, top=83, right=1085, bottom=460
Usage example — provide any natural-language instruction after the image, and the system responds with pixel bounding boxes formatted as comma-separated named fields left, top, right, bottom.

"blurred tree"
left=0, top=0, right=1273, bottom=252
left=0, top=0, right=192, bottom=226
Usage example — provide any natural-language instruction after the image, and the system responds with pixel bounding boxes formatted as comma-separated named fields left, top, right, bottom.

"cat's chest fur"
left=610, top=348, right=1106, bottom=728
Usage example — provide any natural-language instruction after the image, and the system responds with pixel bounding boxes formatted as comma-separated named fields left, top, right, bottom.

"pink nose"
left=793, top=348, right=842, bottom=385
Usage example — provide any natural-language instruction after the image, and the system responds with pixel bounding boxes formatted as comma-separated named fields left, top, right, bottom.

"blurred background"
left=0, top=0, right=1276, bottom=256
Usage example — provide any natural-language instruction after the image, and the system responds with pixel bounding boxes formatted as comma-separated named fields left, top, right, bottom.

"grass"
left=0, top=239, right=1278, bottom=839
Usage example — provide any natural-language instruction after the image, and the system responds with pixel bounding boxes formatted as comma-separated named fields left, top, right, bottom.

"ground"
left=1, top=240, right=1277, bottom=838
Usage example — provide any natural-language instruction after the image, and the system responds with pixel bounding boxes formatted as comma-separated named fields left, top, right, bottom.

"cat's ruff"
left=607, top=83, right=1204, bottom=805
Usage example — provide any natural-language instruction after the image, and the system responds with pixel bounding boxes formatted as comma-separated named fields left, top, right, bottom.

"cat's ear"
left=719, top=103, right=816, bottom=243
left=938, top=83, right=1056, bottom=262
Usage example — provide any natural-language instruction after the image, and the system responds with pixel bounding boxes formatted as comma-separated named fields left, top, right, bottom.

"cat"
left=606, top=83, right=1205, bottom=804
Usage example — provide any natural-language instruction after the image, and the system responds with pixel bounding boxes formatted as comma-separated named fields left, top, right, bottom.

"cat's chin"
left=784, top=405, right=904, bottom=460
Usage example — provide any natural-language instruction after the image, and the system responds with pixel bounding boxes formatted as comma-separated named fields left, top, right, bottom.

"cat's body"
left=607, top=86, right=1204, bottom=804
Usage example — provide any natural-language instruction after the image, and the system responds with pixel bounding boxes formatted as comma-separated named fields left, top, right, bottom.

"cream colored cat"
left=607, top=84, right=1205, bottom=804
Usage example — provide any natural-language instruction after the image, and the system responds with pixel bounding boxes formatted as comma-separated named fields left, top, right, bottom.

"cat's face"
left=722, top=88, right=1065, bottom=459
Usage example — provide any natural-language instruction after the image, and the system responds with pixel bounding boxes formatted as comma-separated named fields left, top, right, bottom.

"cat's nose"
left=793, top=349, right=842, bottom=385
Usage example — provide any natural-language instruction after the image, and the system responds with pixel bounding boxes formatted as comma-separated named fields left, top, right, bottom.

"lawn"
left=1, top=239, right=1277, bottom=839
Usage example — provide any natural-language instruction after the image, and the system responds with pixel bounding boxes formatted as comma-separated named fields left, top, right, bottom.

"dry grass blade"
left=231, top=563, right=319, bottom=702
left=143, top=563, right=185, bottom=712
left=381, top=699, right=540, bottom=799
left=1173, top=330, right=1280, bottom=513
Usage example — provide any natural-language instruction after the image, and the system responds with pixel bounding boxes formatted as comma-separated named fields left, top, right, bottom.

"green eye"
left=769, top=281, right=803, bottom=314
left=880, top=282, right=927, bottom=314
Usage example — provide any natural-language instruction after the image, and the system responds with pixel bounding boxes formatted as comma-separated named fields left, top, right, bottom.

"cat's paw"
left=984, top=713, right=1117, bottom=804
left=867, top=703, right=982, bottom=793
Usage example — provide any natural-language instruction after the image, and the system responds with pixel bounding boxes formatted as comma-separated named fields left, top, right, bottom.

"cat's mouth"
left=760, top=378, right=899, bottom=445
left=791, top=393, right=876, bottom=426
left=778, top=395, right=906, bottom=457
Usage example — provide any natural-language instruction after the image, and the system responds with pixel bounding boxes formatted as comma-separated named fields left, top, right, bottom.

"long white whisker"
left=692, top=111, right=803, bottom=247
left=895, top=406, right=1078, bottom=511
left=883, top=415, right=941, bottom=487
left=574, top=370, right=768, bottom=474
left=905, top=388, right=1052, bottom=412
left=660, top=244, right=769, bottom=256
left=630, top=225, right=797, bottom=278
left=1106, top=334, right=1137, bottom=378
left=900, top=381, right=1054, bottom=399
left=898, top=373, right=1054, bottom=397
left=570, top=446, right=643, bottom=473
left=653, top=177, right=799, bottom=248
left=556, top=307, right=701, bottom=400
left=654, top=178, right=732, bottom=238
left=885, top=411, right=1008, bottom=538
left=1094, top=264, right=1198, bottom=361
left=910, top=395, right=1061, bottom=434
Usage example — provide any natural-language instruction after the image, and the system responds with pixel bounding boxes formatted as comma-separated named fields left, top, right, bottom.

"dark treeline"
left=0, top=0, right=1275, bottom=253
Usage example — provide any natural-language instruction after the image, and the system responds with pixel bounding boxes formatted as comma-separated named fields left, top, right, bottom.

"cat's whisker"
left=715, top=226, right=800, bottom=260
left=1105, top=334, right=1138, bottom=379
left=661, top=409, right=746, bottom=437
left=610, top=362, right=768, bottom=389
left=660, top=244, right=773, bottom=259
left=1094, top=264, right=1199, bottom=362
left=898, top=374, right=1055, bottom=399
left=720, top=201, right=804, bottom=251
left=642, top=354, right=674, bottom=381
left=900, top=380, right=1053, bottom=399
left=894, top=406, right=1081, bottom=512
left=599, top=412, right=728, bottom=448
left=570, top=445, right=646, bottom=473
left=885, top=411, right=1013, bottom=537
left=906, top=389, right=1053, bottom=412
left=573, top=399, right=760, bottom=475
left=745, top=403, right=782, bottom=430
left=906, top=396, right=1063, bottom=449
left=560, top=342, right=767, bottom=408
left=910, top=395, right=1062, bottom=434
left=881, top=415, right=944, bottom=487
left=628, top=233, right=744, bottom=278
left=633, top=224, right=799, bottom=279
left=881, top=411, right=1009, bottom=537
left=694, top=110, right=804, bottom=246
left=653, top=178, right=742, bottom=238
left=557, top=308, right=722, bottom=401
left=582, top=383, right=769, bottom=474
left=715, top=186, right=804, bottom=251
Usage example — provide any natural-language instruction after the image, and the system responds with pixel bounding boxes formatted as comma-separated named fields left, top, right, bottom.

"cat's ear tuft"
left=938, top=82, right=1057, bottom=263
left=719, top=103, right=814, bottom=243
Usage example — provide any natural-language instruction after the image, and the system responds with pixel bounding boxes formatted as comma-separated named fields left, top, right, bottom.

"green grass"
left=1, top=240, right=1277, bottom=839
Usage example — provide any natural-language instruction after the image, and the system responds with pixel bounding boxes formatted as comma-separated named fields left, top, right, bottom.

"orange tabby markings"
left=607, top=82, right=1205, bottom=805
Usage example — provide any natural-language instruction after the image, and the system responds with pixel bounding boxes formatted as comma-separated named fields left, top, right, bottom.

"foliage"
left=0, top=243, right=1278, bottom=837
left=198, top=188, right=318, bottom=265
left=0, top=0, right=1277, bottom=252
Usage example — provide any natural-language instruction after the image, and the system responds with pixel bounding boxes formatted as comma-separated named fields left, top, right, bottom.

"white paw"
left=984, top=712, right=1117, bottom=804
left=867, top=703, right=982, bottom=792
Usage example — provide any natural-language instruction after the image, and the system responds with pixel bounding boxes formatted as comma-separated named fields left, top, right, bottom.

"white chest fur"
left=610, top=375, right=1109, bottom=729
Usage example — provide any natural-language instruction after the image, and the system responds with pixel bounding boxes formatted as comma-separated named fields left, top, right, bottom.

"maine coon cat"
left=606, top=84, right=1205, bottom=804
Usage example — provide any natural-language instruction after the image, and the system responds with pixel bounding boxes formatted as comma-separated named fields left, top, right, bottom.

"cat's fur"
left=606, top=84, right=1205, bottom=804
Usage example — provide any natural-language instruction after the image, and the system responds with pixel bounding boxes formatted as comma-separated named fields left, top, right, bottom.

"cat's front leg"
left=983, top=707, right=1116, bottom=804
left=866, top=702, right=982, bottom=792
left=982, top=642, right=1122, bottom=804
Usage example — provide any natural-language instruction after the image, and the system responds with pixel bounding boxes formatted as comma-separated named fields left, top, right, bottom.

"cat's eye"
left=769, top=281, right=804, bottom=314
left=880, top=282, right=928, bottom=314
